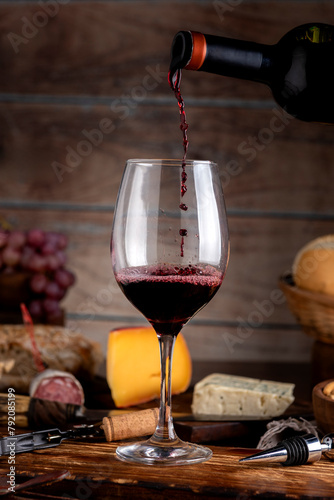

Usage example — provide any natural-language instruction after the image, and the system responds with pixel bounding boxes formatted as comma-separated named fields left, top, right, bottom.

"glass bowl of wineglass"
left=111, top=159, right=229, bottom=466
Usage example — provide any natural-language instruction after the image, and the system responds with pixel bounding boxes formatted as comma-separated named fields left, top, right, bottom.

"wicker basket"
left=279, top=273, right=334, bottom=344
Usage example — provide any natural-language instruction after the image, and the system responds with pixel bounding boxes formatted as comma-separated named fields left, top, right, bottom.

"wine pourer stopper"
left=240, top=433, right=334, bottom=466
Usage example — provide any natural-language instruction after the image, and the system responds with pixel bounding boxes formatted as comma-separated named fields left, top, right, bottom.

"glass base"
left=116, top=437, right=212, bottom=466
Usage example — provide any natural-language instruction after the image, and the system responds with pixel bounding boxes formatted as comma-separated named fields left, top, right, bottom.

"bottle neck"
left=170, top=31, right=273, bottom=86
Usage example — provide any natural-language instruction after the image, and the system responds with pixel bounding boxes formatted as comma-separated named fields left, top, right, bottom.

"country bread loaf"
left=0, top=324, right=103, bottom=393
left=292, top=235, right=334, bottom=296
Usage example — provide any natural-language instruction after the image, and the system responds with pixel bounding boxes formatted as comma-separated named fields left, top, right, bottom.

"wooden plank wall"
left=1, top=1, right=333, bottom=365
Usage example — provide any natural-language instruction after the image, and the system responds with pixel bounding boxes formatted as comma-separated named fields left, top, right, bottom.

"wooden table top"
left=1, top=439, right=334, bottom=499
left=1, top=360, right=333, bottom=499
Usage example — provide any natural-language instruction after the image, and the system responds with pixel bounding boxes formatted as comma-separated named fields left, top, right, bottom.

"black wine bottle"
left=169, top=24, right=334, bottom=123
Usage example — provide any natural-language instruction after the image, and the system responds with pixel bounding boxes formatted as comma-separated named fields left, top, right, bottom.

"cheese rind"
left=191, top=373, right=295, bottom=417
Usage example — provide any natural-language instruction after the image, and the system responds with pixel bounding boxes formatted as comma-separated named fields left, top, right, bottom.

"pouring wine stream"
left=168, top=67, right=190, bottom=257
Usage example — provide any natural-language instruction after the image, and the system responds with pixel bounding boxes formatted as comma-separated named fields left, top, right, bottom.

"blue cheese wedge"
left=191, top=373, right=295, bottom=418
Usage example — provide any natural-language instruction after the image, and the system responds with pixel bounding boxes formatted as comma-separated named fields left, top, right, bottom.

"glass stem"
left=151, top=334, right=178, bottom=443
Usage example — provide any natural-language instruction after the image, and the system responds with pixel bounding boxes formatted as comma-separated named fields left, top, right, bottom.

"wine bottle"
left=169, top=24, right=334, bottom=123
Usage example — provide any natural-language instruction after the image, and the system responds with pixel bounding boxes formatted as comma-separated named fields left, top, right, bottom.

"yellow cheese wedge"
left=106, top=327, right=192, bottom=407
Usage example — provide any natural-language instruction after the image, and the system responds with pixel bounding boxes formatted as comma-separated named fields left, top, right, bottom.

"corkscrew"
left=0, top=424, right=102, bottom=456
left=240, top=433, right=334, bottom=466
left=0, top=408, right=159, bottom=455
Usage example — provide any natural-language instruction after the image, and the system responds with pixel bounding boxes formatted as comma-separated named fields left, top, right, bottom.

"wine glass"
left=111, top=159, right=229, bottom=465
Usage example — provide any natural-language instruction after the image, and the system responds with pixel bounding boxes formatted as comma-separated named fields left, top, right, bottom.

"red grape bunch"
left=0, top=228, right=75, bottom=323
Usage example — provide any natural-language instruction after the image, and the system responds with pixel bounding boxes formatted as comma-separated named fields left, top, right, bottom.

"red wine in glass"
left=116, top=265, right=223, bottom=336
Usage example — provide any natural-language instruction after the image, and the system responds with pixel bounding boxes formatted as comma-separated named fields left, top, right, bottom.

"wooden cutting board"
left=173, top=396, right=314, bottom=444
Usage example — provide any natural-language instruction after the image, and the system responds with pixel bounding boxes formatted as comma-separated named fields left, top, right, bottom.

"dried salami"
left=30, top=369, right=85, bottom=405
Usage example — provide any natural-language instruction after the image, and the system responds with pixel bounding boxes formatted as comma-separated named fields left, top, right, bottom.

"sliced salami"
left=30, top=369, right=85, bottom=405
